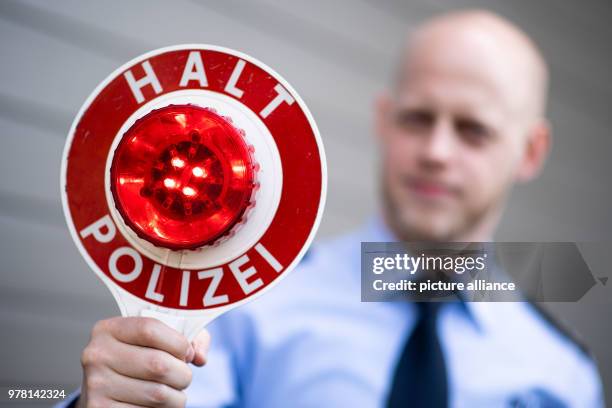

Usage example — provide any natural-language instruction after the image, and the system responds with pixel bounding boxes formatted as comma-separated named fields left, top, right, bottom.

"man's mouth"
left=403, top=176, right=460, bottom=200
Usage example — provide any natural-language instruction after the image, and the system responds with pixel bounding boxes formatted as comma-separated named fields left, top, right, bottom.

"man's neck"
left=382, top=206, right=502, bottom=243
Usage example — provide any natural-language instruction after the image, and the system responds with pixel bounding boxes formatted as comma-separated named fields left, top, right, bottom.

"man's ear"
left=515, top=119, right=551, bottom=182
left=374, top=90, right=393, bottom=143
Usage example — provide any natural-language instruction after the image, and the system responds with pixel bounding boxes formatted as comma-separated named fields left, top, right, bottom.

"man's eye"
left=395, top=110, right=434, bottom=130
left=455, top=118, right=491, bottom=144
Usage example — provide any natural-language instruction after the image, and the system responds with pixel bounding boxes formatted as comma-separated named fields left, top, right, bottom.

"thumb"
left=191, top=329, right=211, bottom=367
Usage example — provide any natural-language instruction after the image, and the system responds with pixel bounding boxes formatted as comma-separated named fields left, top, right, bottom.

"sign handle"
left=138, top=308, right=218, bottom=340
left=140, top=309, right=186, bottom=333
left=111, top=285, right=219, bottom=341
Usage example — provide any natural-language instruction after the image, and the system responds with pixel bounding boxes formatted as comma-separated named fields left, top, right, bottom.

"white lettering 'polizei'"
left=198, top=268, right=229, bottom=307
left=180, top=271, right=190, bottom=307
left=254, top=243, right=283, bottom=272
left=224, top=59, right=246, bottom=98
left=80, top=214, right=116, bottom=243
left=259, top=83, right=295, bottom=119
left=229, top=254, right=263, bottom=294
left=124, top=60, right=163, bottom=104
left=109, top=246, right=143, bottom=283
left=145, top=264, right=164, bottom=302
left=179, top=51, right=209, bottom=88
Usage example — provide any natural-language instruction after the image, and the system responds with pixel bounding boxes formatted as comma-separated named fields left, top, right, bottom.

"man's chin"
left=394, top=210, right=462, bottom=242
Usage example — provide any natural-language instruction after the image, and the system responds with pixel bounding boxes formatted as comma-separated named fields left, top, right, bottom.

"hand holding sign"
left=62, top=45, right=326, bottom=407
left=77, top=316, right=206, bottom=408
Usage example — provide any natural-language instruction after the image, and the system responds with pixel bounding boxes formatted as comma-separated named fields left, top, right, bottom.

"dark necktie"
left=386, top=302, right=449, bottom=408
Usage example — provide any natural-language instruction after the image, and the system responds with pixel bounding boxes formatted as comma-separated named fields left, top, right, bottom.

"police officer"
left=62, top=9, right=603, bottom=408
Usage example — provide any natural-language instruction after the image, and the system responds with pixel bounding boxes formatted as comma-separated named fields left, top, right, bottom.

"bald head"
left=398, top=10, right=549, bottom=121
left=377, top=10, right=552, bottom=242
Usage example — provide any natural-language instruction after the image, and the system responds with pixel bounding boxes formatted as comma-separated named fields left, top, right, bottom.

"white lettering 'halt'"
left=179, top=51, right=209, bottom=88
left=259, top=84, right=295, bottom=119
left=124, top=60, right=163, bottom=104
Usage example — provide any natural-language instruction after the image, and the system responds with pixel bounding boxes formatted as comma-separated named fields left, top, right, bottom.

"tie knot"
left=415, top=301, right=443, bottom=319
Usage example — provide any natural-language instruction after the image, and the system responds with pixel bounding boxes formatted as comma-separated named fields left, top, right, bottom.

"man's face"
left=377, top=52, right=532, bottom=241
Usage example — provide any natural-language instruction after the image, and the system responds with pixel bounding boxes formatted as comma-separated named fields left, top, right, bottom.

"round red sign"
left=62, top=45, right=326, bottom=312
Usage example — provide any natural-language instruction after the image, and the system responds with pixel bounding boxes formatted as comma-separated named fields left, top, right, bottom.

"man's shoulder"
left=473, top=301, right=601, bottom=390
left=525, top=302, right=603, bottom=404
left=525, top=301, right=592, bottom=358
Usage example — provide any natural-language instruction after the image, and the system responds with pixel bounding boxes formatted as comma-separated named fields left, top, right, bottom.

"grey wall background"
left=0, top=0, right=610, bottom=405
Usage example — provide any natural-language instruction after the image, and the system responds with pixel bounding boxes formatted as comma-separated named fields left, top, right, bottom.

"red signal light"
left=110, top=105, right=256, bottom=250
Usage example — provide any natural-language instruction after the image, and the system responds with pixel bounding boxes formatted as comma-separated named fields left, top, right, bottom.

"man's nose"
left=419, top=118, right=455, bottom=167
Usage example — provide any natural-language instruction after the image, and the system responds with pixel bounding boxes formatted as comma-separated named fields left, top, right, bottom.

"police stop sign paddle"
left=61, top=45, right=326, bottom=339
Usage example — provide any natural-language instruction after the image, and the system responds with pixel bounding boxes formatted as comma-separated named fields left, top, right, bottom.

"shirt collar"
left=360, top=214, right=483, bottom=331
left=361, top=214, right=395, bottom=242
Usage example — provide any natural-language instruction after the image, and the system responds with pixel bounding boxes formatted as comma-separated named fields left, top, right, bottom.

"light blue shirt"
left=59, top=218, right=604, bottom=407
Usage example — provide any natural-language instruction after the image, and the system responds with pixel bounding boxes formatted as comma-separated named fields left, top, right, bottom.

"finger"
left=103, top=368, right=187, bottom=407
left=105, top=317, right=193, bottom=361
left=191, top=329, right=211, bottom=367
left=105, top=338, right=192, bottom=390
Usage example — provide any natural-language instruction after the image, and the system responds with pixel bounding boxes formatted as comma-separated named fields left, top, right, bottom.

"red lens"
left=110, top=105, right=256, bottom=250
